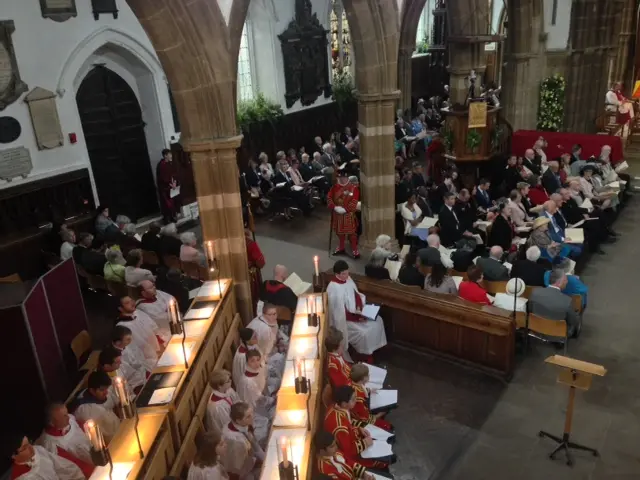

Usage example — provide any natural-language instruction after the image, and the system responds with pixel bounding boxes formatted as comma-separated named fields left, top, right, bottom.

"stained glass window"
left=237, top=22, right=254, bottom=102
left=415, top=0, right=432, bottom=54
left=330, top=0, right=352, bottom=77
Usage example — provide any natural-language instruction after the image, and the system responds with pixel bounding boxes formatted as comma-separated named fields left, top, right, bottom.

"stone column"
left=609, top=0, right=636, bottom=89
left=357, top=92, right=400, bottom=251
left=397, top=46, right=414, bottom=113
left=186, top=137, right=253, bottom=322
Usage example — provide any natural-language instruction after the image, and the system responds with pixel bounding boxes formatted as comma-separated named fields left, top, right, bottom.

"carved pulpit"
left=278, top=0, right=331, bottom=108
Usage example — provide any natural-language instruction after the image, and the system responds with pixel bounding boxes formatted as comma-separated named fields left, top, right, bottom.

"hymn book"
left=417, top=216, right=438, bottom=229
left=384, top=259, right=402, bottom=281
left=370, top=389, right=398, bottom=410
left=361, top=304, right=380, bottom=321
left=565, top=228, right=585, bottom=244
left=615, top=161, right=629, bottom=173
left=284, top=272, right=312, bottom=296
left=365, top=424, right=394, bottom=441
left=361, top=440, right=393, bottom=459
left=363, top=363, right=387, bottom=385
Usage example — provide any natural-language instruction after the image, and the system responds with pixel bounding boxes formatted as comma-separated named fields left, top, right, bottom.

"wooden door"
left=76, top=66, right=159, bottom=221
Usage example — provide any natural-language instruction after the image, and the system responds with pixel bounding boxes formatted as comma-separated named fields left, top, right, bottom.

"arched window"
left=237, top=22, right=254, bottom=102
left=330, top=0, right=352, bottom=76
left=415, top=0, right=432, bottom=54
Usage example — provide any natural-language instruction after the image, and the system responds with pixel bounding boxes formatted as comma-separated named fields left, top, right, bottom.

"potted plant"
left=237, top=93, right=284, bottom=133
left=331, top=69, right=356, bottom=111
left=536, top=74, right=566, bottom=132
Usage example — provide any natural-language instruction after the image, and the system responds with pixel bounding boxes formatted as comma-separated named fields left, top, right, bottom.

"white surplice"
left=187, top=463, right=229, bottom=480
left=36, top=415, right=92, bottom=465
left=326, top=278, right=387, bottom=361
left=136, top=290, right=175, bottom=333
left=206, top=388, right=240, bottom=432
left=114, top=343, right=148, bottom=391
left=220, top=423, right=265, bottom=480
left=72, top=392, right=121, bottom=444
left=232, top=344, right=282, bottom=396
left=11, top=445, right=84, bottom=480
left=116, top=310, right=167, bottom=370
left=236, top=367, right=274, bottom=445
left=246, top=316, right=287, bottom=389
left=232, top=344, right=251, bottom=390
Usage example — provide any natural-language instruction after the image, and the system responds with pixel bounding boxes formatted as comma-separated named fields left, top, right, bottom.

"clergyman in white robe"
left=11, top=445, right=84, bottom=480
left=117, top=309, right=168, bottom=367
left=206, top=387, right=240, bottom=433
left=113, top=342, right=148, bottom=391
left=72, top=390, right=121, bottom=444
left=220, top=422, right=264, bottom=480
left=136, top=289, right=175, bottom=334
left=36, top=415, right=92, bottom=466
left=236, top=366, right=274, bottom=445
left=187, top=463, right=229, bottom=480
left=326, top=275, right=387, bottom=362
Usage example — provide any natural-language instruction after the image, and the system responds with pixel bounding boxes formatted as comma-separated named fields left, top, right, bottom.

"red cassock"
left=327, top=352, right=352, bottom=389
left=327, top=183, right=360, bottom=235
left=156, top=159, right=178, bottom=213
left=246, top=239, right=265, bottom=315
left=352, top=383, right=392, bottom=432
left=317, top=452, right=368, bottom=479
left=323, top=406, right=388, bottom=470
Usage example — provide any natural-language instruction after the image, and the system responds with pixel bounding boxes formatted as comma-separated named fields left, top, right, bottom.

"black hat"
left=580, top=164, right=596, bottom=175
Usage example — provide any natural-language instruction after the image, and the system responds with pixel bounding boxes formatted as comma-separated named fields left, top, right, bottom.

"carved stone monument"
left=278, top=0, right=330, bottom=108
left=91, top=0, right=119, bottom=20
left=0, top=146, right=33, bottom=181
left=0, top=21, right=28, bottom=111
left=24, top=87, right=64, bottom=150
left=39, top=0, right=78, bottom=22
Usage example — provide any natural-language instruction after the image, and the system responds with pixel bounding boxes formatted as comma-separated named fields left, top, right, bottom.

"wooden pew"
left=323, top=272, right=516, bottom=380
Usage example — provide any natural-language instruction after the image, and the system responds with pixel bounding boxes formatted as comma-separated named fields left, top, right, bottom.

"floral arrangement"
left=537, top=74, right=566, bottom=131
left=415, top=36, right=429, bottom=54
left=331, top=69, right=356, bottom=110
left=442, top=125, right=454, bottom=153
left=237, top=93, right=284, bottom=130
left=466, top=128, right=482, bottom=153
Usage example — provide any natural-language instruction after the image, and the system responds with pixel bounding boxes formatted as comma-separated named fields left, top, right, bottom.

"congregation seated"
left=451, top=247, right=475, bottom=273
left=9, top=433, right=88, bottom=480
left=458, top=265, right=491, bottom=305
left=543, top=258, right=588, bottom=309
left=73, top=232, right=106, bottom=275
left=529, top=174, right=551, bottom=206
left=424, top=263, right=458, bottom=295
left=401, top=191, right=428, bottom=244
left=487, top=202, right=517, bottom=253
left=508, top=189, right=533, bottom=227
left=117, top=223, right=142, bottom=255
left=439, top=192, right=470, bottom=248
left=141, top=221, right=162, bottom=255
left=60, top=229, right=76, bottom=261
left=259, top=264, right=298, bottom=312
left=397, top=251, right=424, bottom=288
left=417, top=234, right=453, bottom=269
left=372, top=234, right=397, bottom=261
left=474, top=178, right=494, bottom=211
left=158, top=223, right=182, bottom=258
left=188, top=430, right=228, bottom=480
left=528, top=269, right=581, bottom=338
left=155, top=268, right=192, bottom=313
left=477, top=246, right=509, bottom=281
left=365, top=248, right=391, bottom=281
left=527, top=217, right=567, bottom=263
left=94, top=205, right=120, bottom=239
left=124, top=248, right=155, bottom=286
left=579, top=164, right=616, bottom=211
left=104, top=246, right=126, bottom=283
left=273, top=160, right=312, bottom=216
left=542, top=160, right=563, bottom=195
left=541, top=200, right=582, bottom=258
left=492, top=278, right=528, bottom=313
left=327, top=260, right=388, bottom=363
left=510, top=246, right=549, bottom=287
left=206, top=369, right=240, bottom=432
left=179, top=231, right=206, bottom=265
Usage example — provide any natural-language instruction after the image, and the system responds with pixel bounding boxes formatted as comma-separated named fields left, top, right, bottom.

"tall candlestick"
left=169, top=299, right=177, bottom=324
left=206, top=241, right=214, bottom=263
left=279, top=436, right=290, bottom=466
left=84, top=420, right=104, bottom=450
left=313, top=256, right=319, bottom=276
left=113, top=376, right=130, bottom=406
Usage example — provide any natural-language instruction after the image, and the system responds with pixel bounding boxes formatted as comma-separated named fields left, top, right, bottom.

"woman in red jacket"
left=458, top=265, right=492, bottom=305
left=528, top=176, right=550, bottom=206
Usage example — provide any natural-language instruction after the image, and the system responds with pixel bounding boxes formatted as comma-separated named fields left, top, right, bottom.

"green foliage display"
left=415, top=37, right=429, bottom=54
left=442, top=126, right=454, bottom=153
left=331, top=70, right=356, bottom=109
left=237, top=93, right=284, bottom=130
left=466, top=128, right=482, bottom=153
left=537, top=74, right=566, bottom=132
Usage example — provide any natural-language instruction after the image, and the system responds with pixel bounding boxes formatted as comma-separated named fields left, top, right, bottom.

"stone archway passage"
left=76, top=65, right=159, bottom=220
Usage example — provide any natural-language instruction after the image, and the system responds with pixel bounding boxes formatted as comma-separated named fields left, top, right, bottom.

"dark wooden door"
left=76, top=65, right=158, bottom=221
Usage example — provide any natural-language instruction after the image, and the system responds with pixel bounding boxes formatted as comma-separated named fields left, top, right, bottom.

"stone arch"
left=398, top=0, right=428, bottom=111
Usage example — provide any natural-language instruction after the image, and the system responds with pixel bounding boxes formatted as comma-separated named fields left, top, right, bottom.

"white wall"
left=544, top=0, right=572, bottom=50
left=248, top=0, right=335, bottom=114
left=0, top=0, right=177, bottom=205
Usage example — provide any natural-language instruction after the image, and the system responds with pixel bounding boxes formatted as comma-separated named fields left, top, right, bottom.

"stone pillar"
left=397, top=46, right=413, bottom=113
left=186, top=137, right=253, bottom=322
left=609, top=0, right=636, bottom=89
left=357, top=92, right=400, bottom=250
left=447, top=43, right=487, bottom=106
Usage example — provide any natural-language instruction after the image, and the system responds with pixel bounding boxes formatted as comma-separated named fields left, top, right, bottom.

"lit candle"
left=313, top=256, right=319, bottom=276
left=295, top=357, right=305, bottom=378
left=169, top=299, right=177, bottom=324
left=206, top=241, right=214, bottom=262
left=113, top=376, right=130, bottom=406
left=84, top=420, right=104, bottom=450
left=279, top=436, right=290, bottom=466
left=306, top=296, right=313, bottom=315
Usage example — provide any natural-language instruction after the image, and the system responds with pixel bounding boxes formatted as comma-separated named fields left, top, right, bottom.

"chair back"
left=450, top=269, right=468, bottom=281
left=163, top=255, right=181, bottom=270
left=514, top=311, right=527, bottom=329
left=277, top=305, right=293, bottom=322
left=528, top=313, right=567, bottom=338
left=70, top=330, right=92, bottom=366
left=87, top=274, right=108, bottom=292
left=142, top=250, right=159, bottom=266
left=484, top=280, right=509, bottom=295
left=106, top=280, right=128, bottom=298
left=0, top=273, right=21, bottom=284
left=181, top=261, right=200, bottom=280
left=571, top=294, right=583, bottom=313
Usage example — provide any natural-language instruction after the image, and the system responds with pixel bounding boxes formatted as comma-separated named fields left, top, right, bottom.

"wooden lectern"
left=539, top=355, right=607, bottom=466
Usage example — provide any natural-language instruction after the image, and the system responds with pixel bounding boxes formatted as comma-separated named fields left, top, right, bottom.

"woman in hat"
left=578, top=164, right=615, bottom=210
left=527, top=216, right=570, bottom=262
left=492, top=277, right=528, bottom=312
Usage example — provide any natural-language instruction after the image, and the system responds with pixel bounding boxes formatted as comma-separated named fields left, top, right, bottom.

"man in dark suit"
left=542, top=161, right=562, bottom=195
left=510, top=246, right=549, bottom=287
left=475, top=178, right=493, bottom=210
left=523, top=149, right=542, bottom=176
left=411, top=162, right=426, bottom=190
left=416, top=186, right=434, bottom=217
left=395, top=171, right=411, bottom=206
left=141, top=222, right=162, bottom=255
left=477, top=246, right=510, bottom=281
left=74, top=232, right=106, bottom=275
left=417, top=234, right=453, bottom=268
left=528, top=269, right=581, bottom=337
left=559, top=188, right=609, bottom=254
left=158, top=223, right=183, bottom=257
left=438, top=192, right=467, bottom=247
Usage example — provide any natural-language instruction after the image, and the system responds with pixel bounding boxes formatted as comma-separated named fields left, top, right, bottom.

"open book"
left=284, top=272, right=312, bottom=296
left=417, top=216, right=438, bottom=229
left=361, top=304, right=380, bottom=321
left=384, top=259, right=402, bottom=281
left=363, top=363, right=387, bottom=386
left=615, top=161, right=629, bottom=173
left=452, top=276, right=463, bottom=289
left=310, top=175, right=325, bottom=182
left=370, top=389, right=398, bottom=410
left=361, top=440, right=393, bottom=459
left=581, top=198, right=594, bottom=212
left=565, top=228, right=584, bottom=244
left=399, top=244, right=410, bottom=260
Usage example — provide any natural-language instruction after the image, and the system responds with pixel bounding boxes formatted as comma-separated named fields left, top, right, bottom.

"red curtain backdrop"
left=511, top=130, right=624, bottom=163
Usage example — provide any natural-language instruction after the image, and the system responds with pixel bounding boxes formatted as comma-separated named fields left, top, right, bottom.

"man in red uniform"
left=328, top=171, right=360, bottom=258
left=156, top=148, right=180, bottom=224
left=315, top=431, right=379, bottom=480
left=324, top=386, right=392, bottom=470
left=326, top=327, right=352, bottom=389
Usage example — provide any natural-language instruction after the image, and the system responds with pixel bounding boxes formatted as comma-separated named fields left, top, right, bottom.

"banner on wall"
left=468, top=101, right=488, bottom=128
left=632, top=81, right=640, bottom=99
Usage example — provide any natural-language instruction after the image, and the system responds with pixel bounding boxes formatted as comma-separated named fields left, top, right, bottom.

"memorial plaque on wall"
left=39, top=0, right=78, bottom=22
left=0, top=21, right=28, bottom=111
left=91, top=0, right=119, bottom=20
left=24, top=87, right=63, bottom=150
left=0, top=146, right=33, bottom=181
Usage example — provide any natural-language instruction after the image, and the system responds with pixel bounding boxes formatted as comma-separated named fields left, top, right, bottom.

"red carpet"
left=512, top=130, right=624, bottom=163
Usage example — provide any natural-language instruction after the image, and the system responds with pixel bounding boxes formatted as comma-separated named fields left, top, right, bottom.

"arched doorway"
left=76, top=65, right=158, bottom=220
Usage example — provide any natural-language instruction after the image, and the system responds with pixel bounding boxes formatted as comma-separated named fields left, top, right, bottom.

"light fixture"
left=167, top=298, right=189, bottom=368
left=294, top=357, right=312, bottom=431
left=306, top=296, right=318, bottom=328
left=84, top=420, right=113, bottom=478
left=204, top=239, right=223, bottom=299
left=313, top=255, right=319, bottom=277
left=277, top=436, right=299, bottom=480
left=113, top=376, right=144, bottom=459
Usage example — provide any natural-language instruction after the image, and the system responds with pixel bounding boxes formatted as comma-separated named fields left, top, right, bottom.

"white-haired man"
left=417, top=234, right=453, bottom=268
left=476, top=246, right=509, bottom=281
left=510, top=246, right=548, bottom=287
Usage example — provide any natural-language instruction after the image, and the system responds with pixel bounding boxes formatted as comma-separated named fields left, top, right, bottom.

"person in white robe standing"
left=116, top=296, right=168, bottom=365
left=220, top=403, right=265, bottom=480
left=326, top=260, right=387, bottom=363
left=70, top=371, right=121, bottom=444
left=136, top=280, right=175, bottom=335
left=232, top=328, right=259, bottom=389
left=37, top=403, right=93, bottom=466
left=9, top=435, right=85, bottom=480
left=111, top=325, right=149, bottom=392
left=188, top=430, right=229, bottom=480
left=206, top=369, right=240, bottom=433
left=246, top=303, right=288, bottom=391
left=236, top=350, right=274, bottom=445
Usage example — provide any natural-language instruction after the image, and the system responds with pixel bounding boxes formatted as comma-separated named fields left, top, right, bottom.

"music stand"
left=538, top=355, right=607, bottom=466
